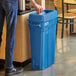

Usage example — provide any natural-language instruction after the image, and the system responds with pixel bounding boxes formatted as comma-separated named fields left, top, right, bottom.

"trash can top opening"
left=31, top=10, right=57, bottom=16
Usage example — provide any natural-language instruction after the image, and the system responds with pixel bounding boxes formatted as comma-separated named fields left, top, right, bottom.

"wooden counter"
left=0, top=13, right=31, bottom=62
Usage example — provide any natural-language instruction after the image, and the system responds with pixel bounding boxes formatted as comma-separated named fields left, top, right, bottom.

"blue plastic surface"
left=28, top=10, right=58, bottom=70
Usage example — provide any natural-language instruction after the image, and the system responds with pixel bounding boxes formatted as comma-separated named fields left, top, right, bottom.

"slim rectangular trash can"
left=28, top=10, right=58, bottom=70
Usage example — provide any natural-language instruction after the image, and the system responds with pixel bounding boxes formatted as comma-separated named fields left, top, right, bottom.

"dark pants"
left=0, top=0, right=18, bottom=69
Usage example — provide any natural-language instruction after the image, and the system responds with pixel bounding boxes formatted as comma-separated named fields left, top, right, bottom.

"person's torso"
left=0, top=0, right=18, bottom=9
left=0, top=0, right=18, bottom=3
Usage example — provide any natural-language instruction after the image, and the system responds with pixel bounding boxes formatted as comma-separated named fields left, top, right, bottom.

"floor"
left=1, top=0, right=76, bottom=76
left=0, top=36, right=76, bottom=76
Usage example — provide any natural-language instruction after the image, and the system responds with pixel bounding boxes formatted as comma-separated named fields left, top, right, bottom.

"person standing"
left=0, top=0, right=43, bottom=75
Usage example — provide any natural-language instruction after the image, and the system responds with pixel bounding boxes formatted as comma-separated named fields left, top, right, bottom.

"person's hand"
left=34, top=4, right=43, bottom=14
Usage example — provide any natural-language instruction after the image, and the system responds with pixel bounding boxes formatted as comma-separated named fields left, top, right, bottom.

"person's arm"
left=30, top=0, right=43, bottom=14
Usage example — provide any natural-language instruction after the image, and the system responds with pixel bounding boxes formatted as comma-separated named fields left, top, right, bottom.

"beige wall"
left=35, top=0, right=45, bottom=9
left=35, top=0, right=41, bottom=5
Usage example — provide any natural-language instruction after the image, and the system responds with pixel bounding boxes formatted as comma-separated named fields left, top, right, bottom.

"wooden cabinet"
left=0, top=13, right=31, bottom=62
left=0, top=19, right=6, bottom=60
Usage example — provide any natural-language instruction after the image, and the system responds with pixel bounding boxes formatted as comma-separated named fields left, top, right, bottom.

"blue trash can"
left=28, top=10, right=58, bottom=70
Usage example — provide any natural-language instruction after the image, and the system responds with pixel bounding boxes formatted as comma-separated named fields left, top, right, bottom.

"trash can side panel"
left=47, top=18, right=57, bottom=66
left=41, top=30, right=48, bottom=69
left=29, top=25, right=43, bottom=69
